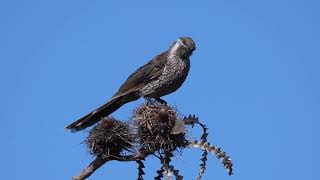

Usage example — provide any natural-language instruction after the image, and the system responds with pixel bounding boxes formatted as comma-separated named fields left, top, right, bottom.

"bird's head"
left=170, top=37, right=196, bottom=58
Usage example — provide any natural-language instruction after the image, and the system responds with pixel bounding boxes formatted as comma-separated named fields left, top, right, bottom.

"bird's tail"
left=65, top=93, right=139, bottom=132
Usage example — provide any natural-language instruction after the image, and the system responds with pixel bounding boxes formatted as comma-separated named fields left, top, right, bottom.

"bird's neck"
left=168, top=52, right=190, bottom=62
left=168, top=46, right=190, bottom=61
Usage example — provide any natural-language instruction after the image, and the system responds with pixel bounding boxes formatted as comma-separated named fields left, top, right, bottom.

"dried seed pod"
left=133, top=103, right=188, bottom=153
left=73, top=104, right=234, bottom=180
left=85, top=117, right=134, bottom=157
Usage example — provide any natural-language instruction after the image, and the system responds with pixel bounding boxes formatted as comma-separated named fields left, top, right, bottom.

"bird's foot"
left=145, top=97, right=156, bottom=105
left=154, top=98, right=167, bottom=105
left=144, top=97, right=167, bottom=105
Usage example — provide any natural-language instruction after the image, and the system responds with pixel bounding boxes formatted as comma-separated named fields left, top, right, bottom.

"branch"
left=163, top=152, right=172, bottom=180
left=183, top=114, right=209, bottom=179
left=72, top=156, right=110, bottom=180
left=188, top=141, right=233, bottom=176
left=155, top=152, right=174, bottom=180
left=72, top=152, right=151, bottom=180
left=168, top=165, right=183, bottom=180
left=197, top=150, right=208, bottom=180
left=136, top=160, right=145, bottom=180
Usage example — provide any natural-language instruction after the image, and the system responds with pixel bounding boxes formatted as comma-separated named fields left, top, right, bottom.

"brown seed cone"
left=132, top=103, right=188, bottom=154
left=85, top=117, right=134, bottom=157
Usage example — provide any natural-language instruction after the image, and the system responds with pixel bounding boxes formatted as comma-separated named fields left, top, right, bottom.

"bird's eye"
left=178, top=39, right=187, bottom=47
left=181, top=39, right=187, bottom=46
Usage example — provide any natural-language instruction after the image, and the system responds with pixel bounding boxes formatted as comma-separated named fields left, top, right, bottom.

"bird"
left=66, top=37, right=196, bottom=132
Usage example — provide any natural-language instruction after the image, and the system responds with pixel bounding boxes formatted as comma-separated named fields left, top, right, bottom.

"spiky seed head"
left=85, top=117, right=133, bottom=157
left=132, top=102, right=188, bottom=153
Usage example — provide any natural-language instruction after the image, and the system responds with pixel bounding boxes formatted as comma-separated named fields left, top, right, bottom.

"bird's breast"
left=141, top=57, right=190, bottom=98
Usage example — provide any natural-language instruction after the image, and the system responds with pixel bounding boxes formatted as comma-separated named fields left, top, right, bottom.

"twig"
left=136, top=160, right=145, bottom=180
left=163, top=152, right=172, bottom=180
left=183, top=114, right=209, bottom=179
left=155, top=152, right=174, bottom=180
left=72, top=156, right=110, bottom=180
left=72, top=152, right=151, bottom=180
left=188, top=140, right=233, bottom=176
left=168, top=165, right=183, bottom=180
left=197, top=150, right=208, bottom=180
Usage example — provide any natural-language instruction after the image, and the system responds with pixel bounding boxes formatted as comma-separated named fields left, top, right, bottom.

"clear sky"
left=1, top=0, right=319, bottom=179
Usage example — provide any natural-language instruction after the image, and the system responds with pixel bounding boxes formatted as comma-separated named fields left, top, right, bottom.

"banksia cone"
left=73, top=103, right=233, bottom=180
left=132, top=103, right=188, bottom=153
left=85, top=117, right=134, bottom=157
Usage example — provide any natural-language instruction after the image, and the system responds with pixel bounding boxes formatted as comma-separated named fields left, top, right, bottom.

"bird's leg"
left=144, top=97, right=156, bottom=105
left=144, top=97, right=167, bottom=105
left=154, top=97, right=167, bottom=105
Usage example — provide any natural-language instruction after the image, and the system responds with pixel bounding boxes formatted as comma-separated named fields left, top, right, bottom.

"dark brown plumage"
left=66, top=37, right=196, bottom=132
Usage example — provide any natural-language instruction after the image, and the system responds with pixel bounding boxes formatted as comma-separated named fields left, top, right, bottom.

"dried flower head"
left=73, top=103, right=233, bottom=180
left=85, top=117, right=133, bottom=157
left=132, top=103, right=188, bottom=153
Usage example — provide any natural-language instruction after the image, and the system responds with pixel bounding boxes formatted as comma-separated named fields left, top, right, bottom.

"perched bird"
left=66, top=37, right=196, bottom=132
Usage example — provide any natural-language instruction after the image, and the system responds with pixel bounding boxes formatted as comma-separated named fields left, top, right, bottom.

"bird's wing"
left=113, top=51, right=168, bottom=98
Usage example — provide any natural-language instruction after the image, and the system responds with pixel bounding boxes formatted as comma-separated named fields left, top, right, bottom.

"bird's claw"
left=145, top=97, right=156, bottom=105
left=144, top=97, right=167, bottom=105
left=154, top=98, right=167, bottom=105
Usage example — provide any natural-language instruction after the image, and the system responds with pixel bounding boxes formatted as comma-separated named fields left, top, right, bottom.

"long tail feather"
left=65, top=93, right=139, bottom=132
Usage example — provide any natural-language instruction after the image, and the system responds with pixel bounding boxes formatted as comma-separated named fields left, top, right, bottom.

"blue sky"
left=1, top=0, right=319, bottom=179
